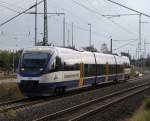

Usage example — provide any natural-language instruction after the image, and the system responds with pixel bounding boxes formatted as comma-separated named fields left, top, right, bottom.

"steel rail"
left=34, top=81, right=150, bottom=121
left=70, top=85, right=150, bottom=121
left=0, top=98, right=28, bottom=107
left=0, top=75, right=149, bottom=113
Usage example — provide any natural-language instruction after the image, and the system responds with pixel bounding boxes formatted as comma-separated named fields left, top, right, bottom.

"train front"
left=17, top=48, right=54, bottom=97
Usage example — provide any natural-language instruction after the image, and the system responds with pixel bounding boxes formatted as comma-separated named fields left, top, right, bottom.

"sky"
left=0, top=0, right=150, bottom=58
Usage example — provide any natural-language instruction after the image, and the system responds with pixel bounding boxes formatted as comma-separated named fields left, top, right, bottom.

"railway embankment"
left=0, top=82, right=23, bottom=103
left=0, top=72, right=16, bottom=80
left=124, top=98, right=150, bottom=121
left=81, top=85, right=150, bottom=121
left=0, top=76, right=149, bottom=121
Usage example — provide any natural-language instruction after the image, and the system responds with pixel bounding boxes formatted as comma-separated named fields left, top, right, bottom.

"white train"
left=17, top=46, right=131, bottom=97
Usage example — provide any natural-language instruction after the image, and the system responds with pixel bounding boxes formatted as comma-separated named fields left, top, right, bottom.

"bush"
left=144, top=98, right=150, bottom=111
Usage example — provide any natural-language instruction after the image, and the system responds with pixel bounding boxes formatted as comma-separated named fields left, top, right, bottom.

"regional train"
left=17, top=46, right=131, bottom=97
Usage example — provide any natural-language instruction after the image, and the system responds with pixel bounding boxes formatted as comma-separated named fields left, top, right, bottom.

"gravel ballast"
left=82, top=88, right=150, bottom=121
left=1, top=77, right=150, bottom=121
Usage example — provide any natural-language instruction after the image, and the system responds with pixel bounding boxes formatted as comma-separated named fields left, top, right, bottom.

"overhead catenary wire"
left=107, top=0, right=150, bottom=18
left=47, top=15, right=109, bottom=39
left=113, top=39, right=137, bottom=51
left=0, top=0, right=44, bottom=28
left=0, top=1, right=110, bottom=41
left=0, top=0, right=109, bottom=44
left=0, top=4, right=20, bottom=13
left=26, top=10, right=110, bottom=39
left=86, top=0, right=139, bottom=36
left=71, top=0, right=138, bottom=36
left=0, top=0, right=26, bottom=11
left=106, top=0, right=150, bottom=60
left=89, top=0, right=139, bottom=35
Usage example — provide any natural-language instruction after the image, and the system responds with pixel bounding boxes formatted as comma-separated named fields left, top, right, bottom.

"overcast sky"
left=0, top=0, right=150, bottom=58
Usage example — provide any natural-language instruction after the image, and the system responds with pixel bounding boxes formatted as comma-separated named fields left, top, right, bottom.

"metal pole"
left=110, top=38, right=112, bottom=53
left=63, top=14, right=66, bottom=47
left=144, top=39, right=146, bottom=70
left=139, top=13, right=142, bottom=66
left=144, top=39, right=146, bottom=58
left=136, top=48, right=137, bottom=67
left=43, top=0, right=48, bottom=46
left=88, top=24, right=91, bottom=46
left=35, top=0, right=37, bottom=46
left=67, top=29, right=70, bottom=46
left=12, top=50, right=14, bottom=73
left=72, top=22, right=74, bottom=47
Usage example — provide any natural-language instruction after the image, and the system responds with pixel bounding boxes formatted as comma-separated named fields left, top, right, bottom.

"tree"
left=82, top=46, right=98, bottom=52
left=0, top=51, right=11, bottom=74
left=0, top=50, right=22, bottom=74
left=100, top=43, right=109, bottom=53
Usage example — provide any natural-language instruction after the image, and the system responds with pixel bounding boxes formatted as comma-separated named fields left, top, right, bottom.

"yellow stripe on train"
left=79, top=62, right=84, bottom=87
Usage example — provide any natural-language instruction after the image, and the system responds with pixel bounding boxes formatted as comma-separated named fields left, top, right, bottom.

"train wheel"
left=92, top=83, right=97, bottom=88
left=54, top=87, right=59, bottom=96
left=113, top=78, right=119, bottom=83
left=62, top=86, right=66, bottom=94
left=54, top=87, right=66, bottom=96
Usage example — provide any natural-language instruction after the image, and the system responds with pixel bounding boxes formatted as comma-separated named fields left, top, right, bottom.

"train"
left=17, top=46, right=131, bottom=97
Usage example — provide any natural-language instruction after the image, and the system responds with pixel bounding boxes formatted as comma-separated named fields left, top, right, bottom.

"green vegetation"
left=128, top=98, right=150, bottom=121
left=0, top=83, right=23, bottom=119
left=0, top=107, right=17, bottom=120
left=5, top=109, right=16, bottom=120
left=130, top=68, right=138, bottom=77
left=0, top=83, right=24, bottom=120
left=0, top=50, right=22, bottom=75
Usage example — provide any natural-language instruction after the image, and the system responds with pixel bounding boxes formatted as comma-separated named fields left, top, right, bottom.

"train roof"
left=22, top=46, right=130, bottom=64
left=23, top=46, right=54, bottom=53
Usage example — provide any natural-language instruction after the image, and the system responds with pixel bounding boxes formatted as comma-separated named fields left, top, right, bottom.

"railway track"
left=0, top=97, right=52, bottom=112
left=0, top=75, right=149, bottom=114
left=34, top=81, right=150, bottom=121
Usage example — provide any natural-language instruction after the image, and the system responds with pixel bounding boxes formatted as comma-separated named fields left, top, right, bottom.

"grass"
left=0, top=83, right=24, bottom=102
left=129, top=68, right=138, bottom=78
left=127, top=98, right=150, bottom=121
left=0, top=83, right=24, bottom=119
left=0, top=109, right=17, bottom=120
left=0, top=75, right=16, bottom=80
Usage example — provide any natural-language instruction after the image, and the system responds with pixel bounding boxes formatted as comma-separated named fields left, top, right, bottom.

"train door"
left=79, top=62, right=84, bottom=87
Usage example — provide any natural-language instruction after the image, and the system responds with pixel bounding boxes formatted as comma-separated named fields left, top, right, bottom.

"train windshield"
left=20, top=53, right=50, bottom=74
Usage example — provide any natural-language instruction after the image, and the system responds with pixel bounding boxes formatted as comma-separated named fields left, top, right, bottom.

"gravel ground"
left=82, top=88, right=150, bottom=121
left=1, top=77, right=150, bottom=121
left=0, top=79, right=17, bottom=84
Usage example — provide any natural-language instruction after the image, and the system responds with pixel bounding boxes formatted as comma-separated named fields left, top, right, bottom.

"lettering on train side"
left=54, top=74, right=58, bottom=80
left=64, top=74, right=79, bottom=78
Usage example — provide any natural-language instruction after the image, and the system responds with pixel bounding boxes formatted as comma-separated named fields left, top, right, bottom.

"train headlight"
left=21, top=68, right=24, bottom=71
left=40, top=68, right=43, bottom=71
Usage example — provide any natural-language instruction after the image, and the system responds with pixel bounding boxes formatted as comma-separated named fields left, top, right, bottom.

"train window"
left=97, top=64, right=104, bottom=75
left=50, top=63, right=55, bottom=72
left=74, top=64, right=80, bottom=70
left=83, top=64, right=96, bottom=77
left=55, top=56, right=62, bottom=71
left=101, top=64, right=104, bottom=75
left=62, top=62, right=80, bottom=71
left=109, top=65, right=111, bottom=74
left=84, top=64, right=89, bottom=77
left=97, top=65, right=100, bottom=75
left=116, top=65, right=123, bottom=73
